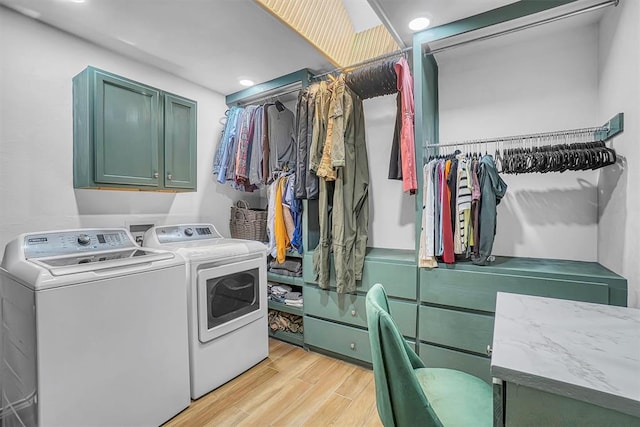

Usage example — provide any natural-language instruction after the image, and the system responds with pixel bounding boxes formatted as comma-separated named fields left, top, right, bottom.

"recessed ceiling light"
left=69, top=0, right=87, bottom=3
left=408, top=17, right=430, bottom=32
left=239, top=79, right=255, bottom=87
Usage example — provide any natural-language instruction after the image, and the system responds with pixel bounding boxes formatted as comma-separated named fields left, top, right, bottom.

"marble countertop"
left=491, top=292, right=640, bottom=418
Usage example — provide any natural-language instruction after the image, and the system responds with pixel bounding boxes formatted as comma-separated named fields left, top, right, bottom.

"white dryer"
left=0, top=228, right=190, bottom=427
left=144, top=224, right=268, bottom=399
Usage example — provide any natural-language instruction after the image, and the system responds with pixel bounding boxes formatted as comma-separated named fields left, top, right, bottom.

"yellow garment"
left=275, top=177, right=291, bottom=263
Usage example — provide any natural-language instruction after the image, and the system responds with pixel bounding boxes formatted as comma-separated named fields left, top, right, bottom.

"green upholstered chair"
left=365, top=283, right=493, bottom=427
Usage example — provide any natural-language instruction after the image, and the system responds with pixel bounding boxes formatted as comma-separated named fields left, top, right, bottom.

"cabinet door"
left=94, top=72, right=160, bottom=186
left=164, top=94, right=196, bottom=190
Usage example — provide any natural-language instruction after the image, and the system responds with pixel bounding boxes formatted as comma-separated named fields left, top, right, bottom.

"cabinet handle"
left=167, top=174, right=173, bottom=180
left=153, top=172, right=159, bottom=178
left=486, top=345, right=493, bottom=356
left=350, top=343, right=356, bottom=350
left=351, top=310, right=357, bottom=316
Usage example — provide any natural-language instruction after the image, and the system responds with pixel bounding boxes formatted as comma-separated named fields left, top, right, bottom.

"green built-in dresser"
left=418, top=256, right=627, bottom=383
left=302, top=248, right=418, bottom=364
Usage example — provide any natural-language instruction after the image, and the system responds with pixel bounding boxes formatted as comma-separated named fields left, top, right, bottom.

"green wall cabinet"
left=73, top=66, right=197, bottom=192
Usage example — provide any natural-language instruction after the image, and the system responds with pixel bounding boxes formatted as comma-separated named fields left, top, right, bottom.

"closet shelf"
left=267, top=272, right=304, bottom=287
left=268, top=300, right=303, bottom=317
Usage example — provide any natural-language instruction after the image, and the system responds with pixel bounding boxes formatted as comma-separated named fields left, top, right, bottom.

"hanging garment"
left=295, top=85, right=319, bottom=199
left=267, top=104, right=296, bottom=178
left=441, top=160, right=455, bottom=264
left=434, top=161, right=443, bottom=256
left=394, top=57, right=418, bottom=194
left=309, top=80, right=331, bottom=175
left=313, top=83, right=369, bottom=294
left=213, top=106, right=243, bottom=183
left=248, top=105, right=264, bottom=186
left=473, top=155, right=507, bottom=266
left=266, top=178, right=279, bottom=258
left=388, top=93, right=403, bottom=180
left=317, top=74, right=351, bottom=180
left=274, top=176, right=291, bottom=263
left=345, top=58, right=398, bottom=100
left=235, top=105, right=258, bottom=184
left=418, top=161, right=438, bottom=268
left=283, top=174, right=303, bottom=253
left=262, top=103, right=273, bottom=184
left=471, top=159, right=481, bottom=258
left=456, top=157, right=473, bottom=254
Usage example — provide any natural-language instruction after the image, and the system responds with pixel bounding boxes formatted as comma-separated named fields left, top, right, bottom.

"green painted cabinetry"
left=73, top=66, right=196, bottom=192
left=302, top=247, right=418, bottom=365
left=419, top=257, right=627, bottom=383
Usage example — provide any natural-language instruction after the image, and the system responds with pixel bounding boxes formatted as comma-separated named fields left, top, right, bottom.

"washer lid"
left=30, top=248, right=175, bottom=276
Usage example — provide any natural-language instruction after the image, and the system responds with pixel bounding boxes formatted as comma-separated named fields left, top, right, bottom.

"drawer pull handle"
left=486, top=345, right=493, bottom=356
left=351, top=310, right=357, bottom=316
left=350, top=343, right=356, bottom=350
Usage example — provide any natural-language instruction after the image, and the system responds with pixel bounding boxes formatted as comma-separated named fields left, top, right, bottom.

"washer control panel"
left=154, top=224, right=222, bottom=244
left=24, top=229, right=136, bottom=259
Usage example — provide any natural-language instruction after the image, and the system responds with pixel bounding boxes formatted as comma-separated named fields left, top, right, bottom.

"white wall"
left=597, top=0, right=640, bottom=307
left=364, top=96, right=415, bottom=250
left=0, top=7, right=261, bottom=249
left=437, top=20, right=600, bottom=261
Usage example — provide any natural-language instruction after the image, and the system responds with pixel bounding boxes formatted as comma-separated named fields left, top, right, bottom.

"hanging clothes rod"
left=312, top=46, right=412, bottom=81
left=426, top=113, right=624, bottom=149
left=234, top=82, right=302, bottom=106
left=424, top=0, right=618, bottom=57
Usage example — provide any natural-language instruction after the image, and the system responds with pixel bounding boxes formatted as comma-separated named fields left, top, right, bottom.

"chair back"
left=366, top=283, right=441, bottom=427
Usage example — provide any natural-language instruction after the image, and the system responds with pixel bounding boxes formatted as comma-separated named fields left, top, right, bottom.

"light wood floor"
left=164, top=338, right=383, bottom=427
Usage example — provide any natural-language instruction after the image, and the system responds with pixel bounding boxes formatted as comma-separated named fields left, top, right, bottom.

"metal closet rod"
left=424, top=0, right=618, bottom=57
left=312, top=46, right=412, bottom=81
left=428, top=126, right=609, bottom=149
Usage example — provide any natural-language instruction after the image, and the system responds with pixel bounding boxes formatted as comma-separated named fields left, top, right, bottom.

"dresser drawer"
left=360, top=260, right=417, bottom=300
left=420, top=269, right=609, bottom=312
left=304, top=316, right=372, bottom=363
left=304, top=285, right=417, bottom=337
left=419, top=306, right=493, bottom=355
left=302, top=252, right=417, bottom=300
left=419, top=343, right=491, bottom=384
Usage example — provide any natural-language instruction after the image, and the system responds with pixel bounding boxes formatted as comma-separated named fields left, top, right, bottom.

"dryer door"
left=197, top=256, right=266, bottom=343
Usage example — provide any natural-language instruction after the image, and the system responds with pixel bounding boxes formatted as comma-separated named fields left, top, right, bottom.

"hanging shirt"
left=267, top=104, right=296, bottom=177
left=394, top=57, right=418, bottom=194
left=442, top=160, right=455, bottom=264
left=248, top=106, right=264, bottom=186
left=419, top=160, right=438, bottom=268
left=214, top=106, right=243, bottom=183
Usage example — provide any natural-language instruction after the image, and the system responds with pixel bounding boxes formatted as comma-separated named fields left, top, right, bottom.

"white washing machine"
left=0, top=228, right=190, bottom=427
left=143, top=224, right=268, bottom=399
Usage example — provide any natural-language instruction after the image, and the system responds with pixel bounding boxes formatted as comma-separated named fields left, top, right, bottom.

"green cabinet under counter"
left=418, top=257, right=627, bottom=384
left=73, top=66, right=196, bottom=192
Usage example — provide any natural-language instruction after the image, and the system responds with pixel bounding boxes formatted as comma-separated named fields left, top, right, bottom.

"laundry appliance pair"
left=0, top=224, right=267, bottom=426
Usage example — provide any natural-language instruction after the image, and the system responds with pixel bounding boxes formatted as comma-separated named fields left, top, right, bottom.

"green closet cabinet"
left=302, top=248, right=418, bottom=365
left=73, top=66, right=196, bottom=192
left=418, top=257, right=627, bottom=383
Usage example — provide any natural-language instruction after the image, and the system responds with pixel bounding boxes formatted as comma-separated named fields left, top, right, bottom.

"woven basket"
left=229, top=200, right=267, bottom=242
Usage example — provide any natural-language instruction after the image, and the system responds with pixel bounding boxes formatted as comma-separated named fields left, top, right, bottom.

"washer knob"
left=77, top=234, right=91, bottom=246
left=184, top=228, right=194, bottom=237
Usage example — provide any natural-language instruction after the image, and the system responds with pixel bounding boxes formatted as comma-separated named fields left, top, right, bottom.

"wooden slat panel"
left=255, top=0, right=399, bottom=67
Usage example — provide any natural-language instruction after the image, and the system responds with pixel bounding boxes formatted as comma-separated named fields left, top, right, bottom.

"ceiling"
left=0, top=0, right=597, bottom=96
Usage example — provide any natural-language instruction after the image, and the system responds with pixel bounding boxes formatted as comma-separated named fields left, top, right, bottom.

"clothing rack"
left=423, top=0, right=618, bottom=57
left=312, top=46, right=412, bottom=81
left=425, top=113, right=624, bottom=151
